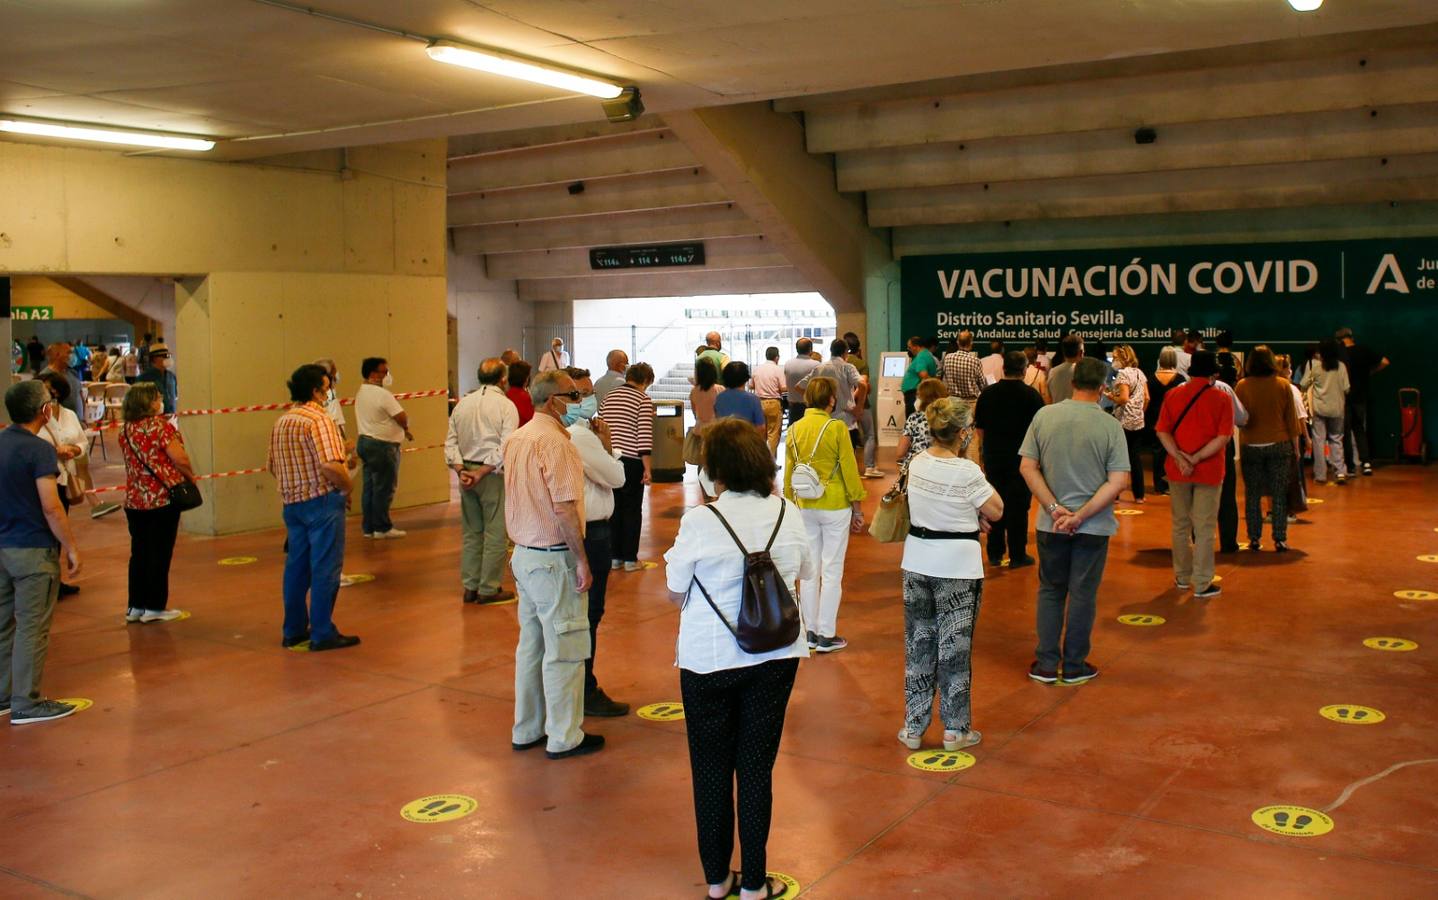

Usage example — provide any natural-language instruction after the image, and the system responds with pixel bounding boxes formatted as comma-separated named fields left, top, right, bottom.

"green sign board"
left=10, top=306, right=54, bottom=321
left=901, top=237, right=1438, bottom=457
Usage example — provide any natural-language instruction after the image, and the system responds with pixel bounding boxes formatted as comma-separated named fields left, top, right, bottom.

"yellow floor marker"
left=1251, top=805, right=1333, bottom=837
left=1363, top=637, right=1418, bottom=652
left=1319, top=704, right=1385, bottom=725
left=55, top=698, right=94, bottom=712
left=400, top=794, right=478, bottom=824
left=339, top=573, right=375, bottom=587
left=1306, top=498, right=1324, bottom=505
left=1117, top=614, right=1165, bottom=626
left=637, top=702, right=685, bottom=722
left=1394, top=590, right=1438, bottom=601
left=219, top=556, right=257, bottom=566
left=906, top=750, right=976, bottom=773
left=1418, top=555, right=1438, bottom=564
left=1115, top=509, right=1144, bottom=516
left=287, top=641, right=310, bottom=652
left=768, top=873, right=802, bottom=896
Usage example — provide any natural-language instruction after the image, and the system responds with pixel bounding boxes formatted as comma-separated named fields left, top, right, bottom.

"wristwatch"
left=1046, top=502, right=1060, bottom=514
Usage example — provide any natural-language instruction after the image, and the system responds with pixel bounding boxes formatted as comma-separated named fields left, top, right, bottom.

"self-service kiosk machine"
left=876, top=352, right=909, bottom=447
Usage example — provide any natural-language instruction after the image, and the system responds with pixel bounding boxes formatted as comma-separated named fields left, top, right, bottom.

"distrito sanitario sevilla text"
left=934, top=258, right=1320, bottom=302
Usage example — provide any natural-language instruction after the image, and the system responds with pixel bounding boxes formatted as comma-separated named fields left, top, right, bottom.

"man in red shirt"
left=1156, top=351, right=1233, bottom=599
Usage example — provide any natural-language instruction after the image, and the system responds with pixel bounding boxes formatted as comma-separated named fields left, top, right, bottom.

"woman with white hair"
left=897, top=397, right=1003, bottom=753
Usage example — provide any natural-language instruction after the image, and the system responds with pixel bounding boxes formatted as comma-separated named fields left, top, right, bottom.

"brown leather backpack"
left=689, top=499, right=802, bottom=653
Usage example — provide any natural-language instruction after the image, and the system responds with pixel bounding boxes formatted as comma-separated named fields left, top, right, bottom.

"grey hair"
left=529, top=368, right=570, bottom=405
left=1158, top=347, right=1179, bottom=370
left=313, top=357, right=337, bottom=376
left=925, top=397, right=974, bottom=444
left=5, top=380, right=49, bottom=425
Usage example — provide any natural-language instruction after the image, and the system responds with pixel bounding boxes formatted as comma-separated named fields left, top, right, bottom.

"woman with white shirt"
left=665, top=418, right=814, bottom=900
left=898, top=398, right=1003, bottom=753
left=37, top=372, right=88, bottom=596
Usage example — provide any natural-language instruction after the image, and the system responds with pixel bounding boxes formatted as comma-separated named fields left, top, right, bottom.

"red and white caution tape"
left=84, top=447, right=443, bottom=496
left=173, top=388, right=448, bottom=419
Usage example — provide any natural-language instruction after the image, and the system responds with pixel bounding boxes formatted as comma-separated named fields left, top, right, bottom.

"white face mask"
left=382, top=371, right=393, bottom=388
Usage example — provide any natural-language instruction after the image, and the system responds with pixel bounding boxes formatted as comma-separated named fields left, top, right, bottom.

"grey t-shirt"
left=1047, top=362, right=1075, bottom=403
left=813, top=357, right=860, bottom=428
left=1019, top=399, right=1129, bottom=536
left=784, top=356, right=820, bottom=404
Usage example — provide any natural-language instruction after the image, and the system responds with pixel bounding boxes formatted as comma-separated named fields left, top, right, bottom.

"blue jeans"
left=282, top=491, right=347, bottom=644
left=357, top=436, right=399, bottom=534
left=1034, top=531, right=1110, bottom=672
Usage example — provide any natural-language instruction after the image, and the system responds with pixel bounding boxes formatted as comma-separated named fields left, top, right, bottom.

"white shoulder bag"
left=789, top=417, right=835, bottom=500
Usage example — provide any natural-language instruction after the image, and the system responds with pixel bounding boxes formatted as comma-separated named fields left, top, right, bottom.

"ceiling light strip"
left=426, top=42, right=624, bottom=100
left=0, top=119, right=214, bottom=151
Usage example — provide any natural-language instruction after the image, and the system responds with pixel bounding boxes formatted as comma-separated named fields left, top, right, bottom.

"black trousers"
left=609, top=457, right=646, bottom=563
left=1344, top=396, right=1370, bottom=470
left=1123, top=428, right=1145, bottom=500
left=787, top=400, right=806, bottom=428
left=682, top=658, right=799, bottom=893
left=903, top=389, right=917, bottom=419
left=125, top=504, right=181, bottom=611
left=1219, top=439, right=1239, bottom=550
left=582, top=520, right=612, bottom=695
left=985, top=464, right=1031, bottom=564
left=1145, top=426, right=1169, bottom=494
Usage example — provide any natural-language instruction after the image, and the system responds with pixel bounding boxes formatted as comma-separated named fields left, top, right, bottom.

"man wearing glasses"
left=501, top=370, right=604, bottom=760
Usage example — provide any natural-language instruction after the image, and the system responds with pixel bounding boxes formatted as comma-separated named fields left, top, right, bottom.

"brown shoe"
left=462, top=588, right=479, bottom=604
left=473, top=589, right=516, bottom=605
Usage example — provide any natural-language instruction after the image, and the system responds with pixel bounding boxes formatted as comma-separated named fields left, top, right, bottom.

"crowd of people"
left=0, top=323, right=1393, bottom=900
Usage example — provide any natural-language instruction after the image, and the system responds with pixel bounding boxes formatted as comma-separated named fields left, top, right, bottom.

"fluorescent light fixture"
left=1287, top=0, right=1322, bottom=10
left=426, top=40, right=624, bottom=99
left=0, top=118, right=215, bottom=151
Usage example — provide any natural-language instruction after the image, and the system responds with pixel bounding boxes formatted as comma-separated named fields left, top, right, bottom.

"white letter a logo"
left=1366, top=254, right=1410, bottom=295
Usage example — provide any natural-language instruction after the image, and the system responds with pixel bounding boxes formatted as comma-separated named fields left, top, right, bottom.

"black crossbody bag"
left=123, top=426, right=203, bottom=512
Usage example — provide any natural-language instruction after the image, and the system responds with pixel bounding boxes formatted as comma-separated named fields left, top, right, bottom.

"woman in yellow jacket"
left=783, top=376, right=866, bottom=653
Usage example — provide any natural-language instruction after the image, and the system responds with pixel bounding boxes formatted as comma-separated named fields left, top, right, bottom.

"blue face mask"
left=562, top=394, right=598, bottom=425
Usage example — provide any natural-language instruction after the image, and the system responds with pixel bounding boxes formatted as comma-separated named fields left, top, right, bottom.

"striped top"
left=598, top=383, right=654, bottom=458
left=267, top=402, right=346, bottom=505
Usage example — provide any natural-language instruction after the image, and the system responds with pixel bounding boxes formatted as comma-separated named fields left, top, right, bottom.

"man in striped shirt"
left=597, top=363, right=655, bottom=572
left=268, top=364, right=357, bottom=653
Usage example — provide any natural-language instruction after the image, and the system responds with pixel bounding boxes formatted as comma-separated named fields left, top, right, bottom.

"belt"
left=908, top=526, right=980, bottom=541
left=585, top=519, right=609, bottom=528
left=517, top=543, right=569, bottom=552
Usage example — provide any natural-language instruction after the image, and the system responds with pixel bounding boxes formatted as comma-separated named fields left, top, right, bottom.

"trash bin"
left=651, top=400, right=686, bottom=483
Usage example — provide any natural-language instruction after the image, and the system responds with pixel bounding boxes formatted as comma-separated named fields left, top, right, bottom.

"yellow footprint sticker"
left=1318, top=704, right=1385, bottom=725
left=1418, top=555, right=1438, bottom=563
left=1117, top=614, right=1165, bottom=627
left=339, top=573, right=375, bottom=587
left=55, top=698, right=94, bottom=712
left=767, top=873, right=802, bottom=896
left=637, top=702, right=685, bottom=722
left=287, top=641, right=310, bottom=652
left=1251, top=805, right=1333, bottom=837
left=1363, top=637, right=1418, bottom=652
left=1306, top=498, right=1324, bottom=505
left=906, top=750, right=976, bottom=773
left=400, top=794, right=478, bottom=824
left=1114, top=509, right=1144, bottom=516
left=219, top=556, right=257, bottom=566
left=1393, top=590, right=1438, bottom=601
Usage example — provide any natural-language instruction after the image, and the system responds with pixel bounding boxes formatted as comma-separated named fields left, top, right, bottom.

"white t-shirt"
left=665, top=491, right=815, bottom=674
left=355, top=383, right=405, bottom=442
left=537, top=348, right=570, bottom=372
left=901, top=451, right=995, bottom=579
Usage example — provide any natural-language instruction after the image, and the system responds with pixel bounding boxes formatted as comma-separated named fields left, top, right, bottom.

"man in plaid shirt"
left=268, top=364, right=357, bottom=652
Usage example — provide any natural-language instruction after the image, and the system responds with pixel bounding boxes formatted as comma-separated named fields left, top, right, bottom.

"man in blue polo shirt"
left=1, top=380, right=83, bottom=726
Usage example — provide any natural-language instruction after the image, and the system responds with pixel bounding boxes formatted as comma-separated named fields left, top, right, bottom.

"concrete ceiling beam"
left=868, top=153, right=1438, bottom=227
left=450, top=203, right=759, bottom=254
left=484, top=236, right=783, bottom=280
left=516, top=266, right=811, bottom=302
left=446, top=168, right=727, bottom=227
left=665, top=103, right=889, bottom=315
left=447, top=116, right=669, bottom=159
left=448, top=130, right=697, bottom=195
left=838, top=102, right=1438, bottom=192
left=891, top=201, right=1438, bottom=257
left=805, top=45, right=1438, bottom=154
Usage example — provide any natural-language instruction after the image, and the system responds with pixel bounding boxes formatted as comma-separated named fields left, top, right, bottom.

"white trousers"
left=799, top=507, right=852, bottom=639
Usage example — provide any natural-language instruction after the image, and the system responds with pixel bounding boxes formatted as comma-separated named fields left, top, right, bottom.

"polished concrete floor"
left=2, top=450, right=1437, bottom=898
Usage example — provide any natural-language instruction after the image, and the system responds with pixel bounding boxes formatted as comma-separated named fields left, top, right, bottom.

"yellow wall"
left=11, top=276, right=110, bottom=318
left=0, top=137, right=450, bottom=534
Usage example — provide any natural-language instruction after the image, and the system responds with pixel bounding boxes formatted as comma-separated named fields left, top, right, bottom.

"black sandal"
left=705, top=870, right=740, bottom=899
left=742, top=877, right=789, bottom=900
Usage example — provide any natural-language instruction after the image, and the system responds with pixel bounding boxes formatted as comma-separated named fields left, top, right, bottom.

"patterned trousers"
left=902, top=571, right=983, bottom=734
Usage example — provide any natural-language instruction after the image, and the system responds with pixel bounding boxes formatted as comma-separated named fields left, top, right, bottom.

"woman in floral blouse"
left=895, top=378, right=950, bottom=475
left=1106, top=345, right=1149, bottom=503
left=119, top=382, right=196, bottom=624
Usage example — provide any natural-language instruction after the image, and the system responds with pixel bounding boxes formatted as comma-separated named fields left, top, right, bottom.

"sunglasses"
left=555, top=390, right=582, bottom=401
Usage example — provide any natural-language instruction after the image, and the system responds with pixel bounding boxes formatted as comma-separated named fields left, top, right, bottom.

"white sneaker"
left=140, top=609, right=186, bottom=623
left=376, top=529, right=407, bottom=539
left=362, top=532, right=375, bottom=539
left=125, top=608, right=144, bottom=623
left=610, top=559, right=622, bottom=571
left=863, top=467, right=885, bottom=479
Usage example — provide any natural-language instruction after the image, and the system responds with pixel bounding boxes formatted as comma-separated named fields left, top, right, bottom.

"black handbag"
left=123, top=426, right=203, bottom=512
left=688, top=499, right=802, bottom=654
